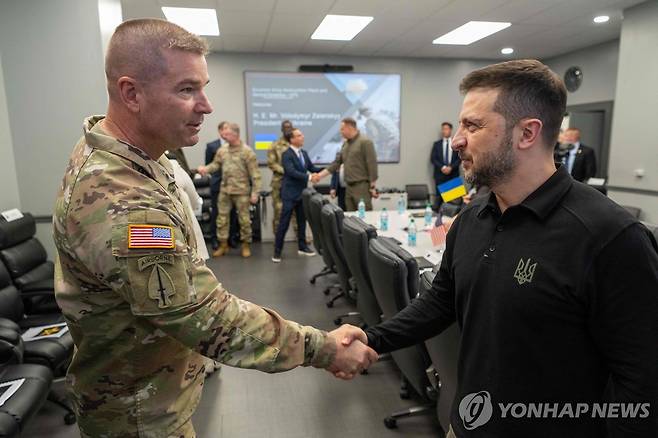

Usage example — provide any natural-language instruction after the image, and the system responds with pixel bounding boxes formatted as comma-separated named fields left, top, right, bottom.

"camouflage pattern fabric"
left=205, top=142, right=261, bottom=197
left=53, top=116, right=335, bottom=438
left=267, top=137, right=295, bottom=233
left=266, top=137, right=288, bottom=186
left=206, top=142, right=261, bottom=243
left=216, top=193, right=252, bottom=243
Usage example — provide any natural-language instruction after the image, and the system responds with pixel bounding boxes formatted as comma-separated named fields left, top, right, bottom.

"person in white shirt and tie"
left=560, top=127, right=597, bottom=182
left=431, top=122, right=461, bottom=208
left=272, top=128, right=324, bottom=262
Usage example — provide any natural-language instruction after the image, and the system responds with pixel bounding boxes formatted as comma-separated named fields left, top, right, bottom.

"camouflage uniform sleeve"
left=106, top=207, right=336, bottom=371
left=246, top=148, right=262, bottom=198
left=68, top=153, right=336, bottom=371
left=267, top=143, right=284, bottom=175
left=205, top=148, right=222, bottom=174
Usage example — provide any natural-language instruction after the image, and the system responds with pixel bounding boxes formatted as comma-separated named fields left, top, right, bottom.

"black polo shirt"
left=366, top=166, right=658, bottom=437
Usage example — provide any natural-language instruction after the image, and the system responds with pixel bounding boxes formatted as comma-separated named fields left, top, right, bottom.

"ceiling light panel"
left=161, top=7, right=219, bottom=36
left=433, top=21, right=511, bottom=45
left=311, top=14, right=374, bottom=41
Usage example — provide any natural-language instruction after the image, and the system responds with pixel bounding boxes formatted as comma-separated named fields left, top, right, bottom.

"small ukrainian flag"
left=254, top=133, right=277, bottom=150
left=438, top=177, right=467, bottom=203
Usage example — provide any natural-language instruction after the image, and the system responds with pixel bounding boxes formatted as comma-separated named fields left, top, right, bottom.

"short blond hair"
left=227, top=123, right=240, bottom=136
left=105, top=19, right=209, bottom=98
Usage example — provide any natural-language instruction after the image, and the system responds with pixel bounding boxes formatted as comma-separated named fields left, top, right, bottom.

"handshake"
left=309, top=173, right=322, bottom=184
left=323, top=324, right=378, bottom=380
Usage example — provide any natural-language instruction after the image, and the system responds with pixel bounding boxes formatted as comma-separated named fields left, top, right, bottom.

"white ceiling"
left=121, top=0, right=646, bottom=60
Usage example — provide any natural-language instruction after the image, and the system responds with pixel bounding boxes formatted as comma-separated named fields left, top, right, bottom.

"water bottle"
left=380, top=208, right=389, bottom=231
left=408, top=218, right=417, bottom=247
left=424, top=202, right=433, bottom=227
left=358, top=198, right=366, bottom=219
left=397, top=195, right=405, bottom=214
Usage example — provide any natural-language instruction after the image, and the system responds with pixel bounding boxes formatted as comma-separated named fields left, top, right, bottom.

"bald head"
left=105, top=19, right=208, bottom=100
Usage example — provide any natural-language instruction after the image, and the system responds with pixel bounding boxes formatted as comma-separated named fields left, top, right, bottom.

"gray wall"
left=190, top=53, right=490, bottom=191
left=543, top=40, right=620, bottom=106
left=0, top=52, right=21, bottom=212
left=0, top=0, right=109, bottom=257
left=608, top=1, right=658, bottom=223
left=0, top=0, right=108, bottom=217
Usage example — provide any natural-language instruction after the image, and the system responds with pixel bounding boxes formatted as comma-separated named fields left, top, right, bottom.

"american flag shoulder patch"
left=128, top=224, right=175, bottom=249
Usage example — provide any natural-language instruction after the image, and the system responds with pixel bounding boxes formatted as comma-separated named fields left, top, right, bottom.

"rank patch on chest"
left=128, top=224, right=175, bottom=249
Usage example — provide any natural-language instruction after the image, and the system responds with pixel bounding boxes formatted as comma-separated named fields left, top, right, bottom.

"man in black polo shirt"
left=342, top=60, right=658, bottom=437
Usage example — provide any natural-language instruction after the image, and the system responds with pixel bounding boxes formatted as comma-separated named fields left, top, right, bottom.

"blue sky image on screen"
left=245, top=72, right=401, bottom=165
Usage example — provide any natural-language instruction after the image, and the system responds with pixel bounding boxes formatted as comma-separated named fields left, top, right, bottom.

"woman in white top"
left=169, top=159, right=210, bottom=260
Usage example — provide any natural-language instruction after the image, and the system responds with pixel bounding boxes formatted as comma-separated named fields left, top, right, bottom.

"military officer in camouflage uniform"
left=198, top=123, right=261, bottom=258
left=53, top=19, right=377, bottom=438
left=267, top=119, right=295, bottom=234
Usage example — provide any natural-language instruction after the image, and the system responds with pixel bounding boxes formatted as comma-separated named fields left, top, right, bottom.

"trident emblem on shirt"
left=514, top=258, right=537, bottom=285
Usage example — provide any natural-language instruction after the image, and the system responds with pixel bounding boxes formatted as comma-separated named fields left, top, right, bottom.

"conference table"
left=344, top=209, right=445, bottom=268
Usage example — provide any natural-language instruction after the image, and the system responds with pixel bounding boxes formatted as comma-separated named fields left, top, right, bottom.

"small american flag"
left=128, top=225, right=174, bottom=249
left=430, top=224, right=447, bottom=247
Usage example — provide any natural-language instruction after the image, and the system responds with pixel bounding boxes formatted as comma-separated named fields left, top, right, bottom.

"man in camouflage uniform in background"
left=267, top=119, right=296, bottom=234
left=53, top=19, right=377, bottom=438
left=199, top=123, right=261, bottom=258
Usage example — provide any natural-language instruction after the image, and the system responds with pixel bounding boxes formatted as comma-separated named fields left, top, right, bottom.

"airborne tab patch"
left=128, top=224, right=175, bottom=249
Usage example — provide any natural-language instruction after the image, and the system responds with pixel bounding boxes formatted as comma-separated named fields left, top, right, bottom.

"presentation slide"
left=244, top=72, right=401, bottom=165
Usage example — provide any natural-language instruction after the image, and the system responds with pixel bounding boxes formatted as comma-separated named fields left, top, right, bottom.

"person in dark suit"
left=560, top=127, right=597, bottom=182
left=431, top=122, right=461, bottom=209
left=205, top=122, right=226, bottom=249
left=272, top=128, right=323, bottom=262
left=329, top=158, right=346, bottom=210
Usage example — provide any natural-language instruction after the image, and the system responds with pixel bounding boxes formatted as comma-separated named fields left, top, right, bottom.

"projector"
left=298, top=64, right=354, bottom=73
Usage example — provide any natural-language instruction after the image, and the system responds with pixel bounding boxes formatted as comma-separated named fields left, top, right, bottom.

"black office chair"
left=622, top=205, right=641, bottom=219
left=0, top=325, right=54, bottom=437
left=320, top=203, right=357, bottom=309
left=302, top=188, right=332, bottom=284
left=301, top=188, right=316, bottom=232
left=340, top=216, right=382, bottom=327
left=368, top=238, right=436, bottom=429
left=308, top=194, right=341, bottom=297
left=0, top=261, right=76, bottom=425
left=405, top=184, right=430, bottom=209
left=420, top=270, right=460, bottom=435
left=0, top=213, right=58, bottom=314
left=643, top=222, right=658, bottom=241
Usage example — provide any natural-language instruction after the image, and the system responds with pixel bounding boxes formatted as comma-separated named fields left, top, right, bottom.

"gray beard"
left=464, top=131, right=516, bottom=188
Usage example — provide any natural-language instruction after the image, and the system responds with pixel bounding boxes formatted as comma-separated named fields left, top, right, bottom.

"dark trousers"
left=209, top=188, right=219, bottom=245
left=274, top=198, right=306, bottom=253
left=337, top=186, right=346, bottom=211
left=434, top=178, right=444, bottom=210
